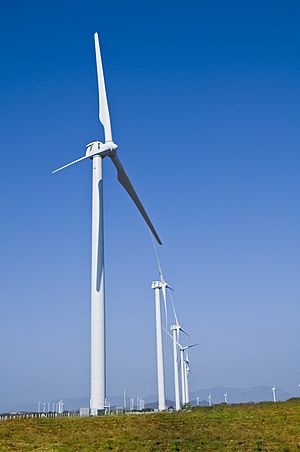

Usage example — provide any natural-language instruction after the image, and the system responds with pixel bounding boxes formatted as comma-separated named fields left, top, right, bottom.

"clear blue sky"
left=0, top=0, right=299, bottom=409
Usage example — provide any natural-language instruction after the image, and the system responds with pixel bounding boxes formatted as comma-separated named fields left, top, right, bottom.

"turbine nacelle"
left=85, top=140, right=118, bottom=158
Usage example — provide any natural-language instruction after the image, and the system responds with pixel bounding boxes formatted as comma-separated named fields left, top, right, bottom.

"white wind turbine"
left=177, top=341, right=199, bottom=406
left=151, top=239, right=190, bottom=412
left=151, top=241, right=170, bottom=412
left=169, top=298, right=190, bottom=411
left=53, top=33, right=161, bottom=415
left=208, top=392, right=212, bottom=407
left=184, top=351, right=190, bottom=404
left=272, top=386, right=276, bottom=402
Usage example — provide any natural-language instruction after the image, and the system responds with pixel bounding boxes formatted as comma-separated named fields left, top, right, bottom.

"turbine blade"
left=186, top=343, right=200, bottom=349
left=162, top=327, right=173, bottom=341
left=110, top=152, right=162, bottom=244
left=161, top=284, right=168, bottom=342
left=150, top=232, right=165, bottom=282
left=180, top=327, right=191, bottom=338
left=168, top=291, right=179, bottom=327
left=94, top=33, right=112, bottom=142
left=52, top=155, right=89, bottom=173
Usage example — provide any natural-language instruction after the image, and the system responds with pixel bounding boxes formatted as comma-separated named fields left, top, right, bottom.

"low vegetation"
left=0, top=399, right=300, bottom=451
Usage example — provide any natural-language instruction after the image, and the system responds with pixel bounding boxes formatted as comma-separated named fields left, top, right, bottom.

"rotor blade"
left=162, top=327, right=173, bottom=341
left=168, top=290, right=179, bottom=327
left=186, top=343, right=200, bottom=350
left=94, top=32, right=112, bottom=142
left=176, top=339, right=183, bottom=349
left=52, top=155, right=89, bottom=174
left=110, top=152, right=162, bottom=244
left=161, top=284, right=168, bottom=342
left=180, top=327, right=191, bottom=338
left=150, top=232, right=164, bottom=282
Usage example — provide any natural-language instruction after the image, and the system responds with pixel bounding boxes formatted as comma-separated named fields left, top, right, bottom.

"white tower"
left=184, top=355, right=190, bottom=404
left=224, top=392, right=228, bottom=404
left=180, top=347, right=186, bottom=406
left=152, top=281, right=166, bottom=411
left=208, top=393, right=212, bottom=407
left=171, top=325, right=181, bottom=411
left=272, top=386, right=276, bottom=402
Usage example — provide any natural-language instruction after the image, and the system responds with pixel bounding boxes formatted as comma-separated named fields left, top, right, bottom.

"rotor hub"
left=85, top=141, right=118, bottom=159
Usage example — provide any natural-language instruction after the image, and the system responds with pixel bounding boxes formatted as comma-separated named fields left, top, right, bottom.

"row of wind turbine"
left=151, top=239, right=200, bottom=411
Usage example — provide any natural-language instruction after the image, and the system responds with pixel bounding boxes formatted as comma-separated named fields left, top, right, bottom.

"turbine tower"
left=152, top=281, right=166, bottom=411
left=184, top=350, right=190, bottom=404
left=53, top=33, right=161, bottom=415
left=272, top=386, right=276, bottom=402
left=208, top=392, right=212, bottom=407
left=224, top=392, right=228, bottom=404
left=170, top=325, right=181, bottom=411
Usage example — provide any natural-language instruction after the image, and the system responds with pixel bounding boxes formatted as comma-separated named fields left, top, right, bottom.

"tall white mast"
left=123, top=387, right=126, bottom=412
left=180, top=347, right=186, bottom=406
left=208, top=392, right=212, bottom=407
left=152, top=281, right=166, bottom=411
left=184, top=353, right=190, bottom=404
left=224, top=392, right=228, bottom=404
left=90, top=154, right=105, bottom=414
left=272, top=386, right=276, bottom=402
left=171, top=325, right=181, bottom=411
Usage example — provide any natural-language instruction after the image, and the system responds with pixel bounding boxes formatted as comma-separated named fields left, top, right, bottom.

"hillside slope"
left=0, top=399, right=299, bottom=451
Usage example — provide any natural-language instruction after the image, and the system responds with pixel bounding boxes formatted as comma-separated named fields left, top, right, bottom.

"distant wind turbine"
left=151, top=238, right=192, bottom=411
left=177, top=341, right=199, bottom=406
left=272, top=386, right=276, bottom=403
left=53, top=33, right=161, bottom=415
left=208, top=392, right=212, bottom=407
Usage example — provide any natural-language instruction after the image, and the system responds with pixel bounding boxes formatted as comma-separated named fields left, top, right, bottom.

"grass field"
left=0, top=399, right=300, bottom=451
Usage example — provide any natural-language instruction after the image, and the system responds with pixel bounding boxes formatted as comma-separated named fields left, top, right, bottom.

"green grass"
left=0, top=399, right=300, bottom=451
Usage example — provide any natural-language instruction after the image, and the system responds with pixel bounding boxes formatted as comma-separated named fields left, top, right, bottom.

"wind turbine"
left=151, top=281, right=167, bottom=411
left=177, top=341, right=199, bottom=406
left=224, top=392, right=228, bottom=404
left=169, top=304, right=190, bottom=410
left=184, top=350, right=191, bottom=404
left=151, top=238, right=191, bottom=411
left=272, top=386, right=276, bottom=402
left=53, top=34, right=161, bottom=415
left=208, top=392, right=212, bottom=407
left=151, top=237, right=173, bottom=411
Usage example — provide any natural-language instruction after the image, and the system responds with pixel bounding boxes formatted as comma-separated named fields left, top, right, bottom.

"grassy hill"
left=0, top=399, right=300, bottom=451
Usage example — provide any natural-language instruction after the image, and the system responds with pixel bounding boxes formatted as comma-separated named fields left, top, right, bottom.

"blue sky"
left=0, top=0, right=299, bottom=409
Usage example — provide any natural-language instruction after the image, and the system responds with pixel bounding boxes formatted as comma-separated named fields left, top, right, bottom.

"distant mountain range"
left=0, top=386, right=293, bottom=413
